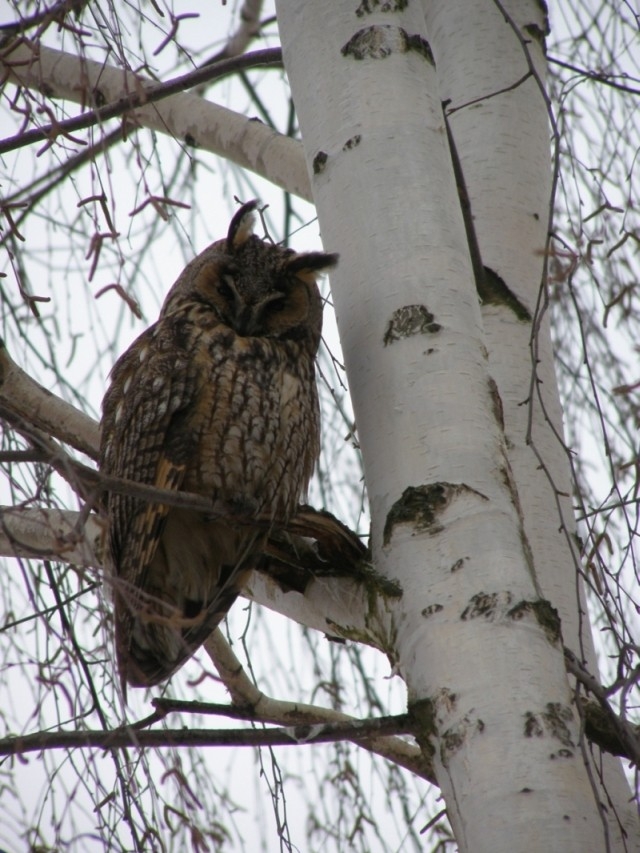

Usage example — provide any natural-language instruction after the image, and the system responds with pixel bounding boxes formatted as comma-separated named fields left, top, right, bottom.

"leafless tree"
left=0, top=1, right=638, bottom=850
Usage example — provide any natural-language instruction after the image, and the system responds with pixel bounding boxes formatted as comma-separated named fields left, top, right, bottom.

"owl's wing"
left=100, top=321, right=202, bottom=671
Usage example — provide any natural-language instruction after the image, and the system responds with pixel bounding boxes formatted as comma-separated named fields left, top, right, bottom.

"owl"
left=100, top=200, right=338, bottom=689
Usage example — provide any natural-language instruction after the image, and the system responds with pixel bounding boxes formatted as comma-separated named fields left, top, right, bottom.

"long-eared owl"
left=100, top=201, right=338, bottom=689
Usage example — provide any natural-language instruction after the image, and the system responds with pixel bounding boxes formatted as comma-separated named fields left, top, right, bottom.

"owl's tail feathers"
left=120, top=575, right=251, bottom=689
left=115, top=556, right=258, bottom=692
left=116, top=566, right=252, bottom=696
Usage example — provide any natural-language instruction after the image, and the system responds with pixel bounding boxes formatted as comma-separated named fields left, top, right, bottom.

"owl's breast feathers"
left=100, top=305, right=320, bottom=689
left=178, top=312, right=320, bottom=517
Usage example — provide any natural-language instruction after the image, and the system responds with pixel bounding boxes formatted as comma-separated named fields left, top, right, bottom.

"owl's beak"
left=234, top=304, right=260, bottom=337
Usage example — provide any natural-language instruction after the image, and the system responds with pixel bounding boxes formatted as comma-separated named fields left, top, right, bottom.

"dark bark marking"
left=356, top=0, right=409, bottom=17
left=342, top=26, right=434, bottom=65
left=409, top=697, right=437, bottom=758
left=523, top=23, right=547, bottom=52
left=342, top=134, right=362, bottom=151
left=384, top=304, right=441, bottom=345
left=383, top=483, right=449, bottom=545
left=440, top=714, right=484, bottom=767
left=507, top=599, right=561, bottom=646
left=384, top=483, right=488, bottom=546
left=543, top=703, right=575, bottom=747
left=403, top=33, right=434, bottom=62
left=461, top=590, right=514, bottom=621
left=312, top=151, right=328, bottom=175
left=525, top=703, right=575, bottom=753
left=488, top=376, right=504, bottom=430
left=410, top=688, right=460, bottom=765
left=524, top=711, right=544, bottom=738
left=480, top=266, right=532, bottom=322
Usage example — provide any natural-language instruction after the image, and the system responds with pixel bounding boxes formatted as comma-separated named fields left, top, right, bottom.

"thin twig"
left=0, top=0, right=90, bottom=41
left=548, top=55, right=640, bottom=96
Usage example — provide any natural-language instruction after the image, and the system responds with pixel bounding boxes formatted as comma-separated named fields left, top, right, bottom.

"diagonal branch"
left=0, top=0, right=91, bottom=40
left=0, top=43, right=283, bottom=155
left=201, top=628, right=432, bottom=780
left=2, top=352, right=638, bottom=767
left=0, top=503, right=387, bottom=649
left=565, top=648, right=640, bottom=766
left=0, top=338, right=99, bottom=459
left=0, top=40, right=311, bottom=200
left=1, top=337, right=392, bottom=646
left=200, top=0, right=266, bottom=66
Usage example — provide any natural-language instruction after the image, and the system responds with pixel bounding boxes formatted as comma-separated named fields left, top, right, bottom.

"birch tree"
left=0, top=1, right=639, bottom=851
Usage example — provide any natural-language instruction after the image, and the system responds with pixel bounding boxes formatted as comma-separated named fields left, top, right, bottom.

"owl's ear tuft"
left=227, top=200, right=259, bottom=251
left=286, top=252, right=339, bottom=276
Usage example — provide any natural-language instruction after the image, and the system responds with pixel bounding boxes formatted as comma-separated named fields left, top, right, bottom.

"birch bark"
left=275, top=0, right=630, bottom=849
left=424, top=0, right=637, bottom=842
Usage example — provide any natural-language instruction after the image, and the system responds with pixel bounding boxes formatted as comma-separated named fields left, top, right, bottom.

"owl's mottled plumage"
left=100, top=201, right=337, bottom=689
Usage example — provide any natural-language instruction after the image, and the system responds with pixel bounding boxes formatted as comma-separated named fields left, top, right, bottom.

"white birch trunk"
left=275, top=0, right=626, bottom=849
left=425, top=0, right=637, bottom=842
left=2, top=6, right=637, bottom=846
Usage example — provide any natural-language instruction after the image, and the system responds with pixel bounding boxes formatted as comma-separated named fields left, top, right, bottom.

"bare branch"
left=0, top=0, right=90, bottom=40
left=0, top=40, right=311, bottom=200
left=565, top=648, right=640, bottom=767
left=0, top=43, right=283, bottom=155
left=0, top=505, right=387, bottom=650
left=203, top=629, right=432, bottom=780
left=0, top=713, right=415, bottom=757
left=548, top=55, right=640, bottom=96
left=201, top=0, right=265, bottom=65
left=0, top=339, right=99, bottom=459
left=0, top=506, right=104, bottom=567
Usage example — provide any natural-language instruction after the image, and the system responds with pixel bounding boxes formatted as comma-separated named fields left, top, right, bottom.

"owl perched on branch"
left=100, top=201, right=338, bottom=689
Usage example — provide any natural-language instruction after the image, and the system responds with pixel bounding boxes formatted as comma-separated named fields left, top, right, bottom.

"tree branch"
left=202, top=628, right=432, bottom=780
left=0, top=502, right=389, bottom=650
left=199, top=0, right=265, bottom=67
left=5, top=341, right=637, bottom=769
left=0, top=713, right=415, bottom=757
left=0, top=338, right=99, bottom=459
left=1, top=337, right=391, bottom=645
left=548, top=55, right=640, bottom=97
left=0, top=0, right=90, bottom=40
left=565, top=647, right=640, bottom=766
left=0, top=43, right=283, bottom=155
left=0, top=40, right=311, bottom=200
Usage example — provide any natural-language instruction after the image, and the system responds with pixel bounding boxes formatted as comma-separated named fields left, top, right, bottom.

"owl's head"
left=162, top=201, right=338, bottom=351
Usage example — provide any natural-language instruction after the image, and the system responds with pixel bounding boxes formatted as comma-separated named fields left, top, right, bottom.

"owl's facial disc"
left=202, top=256, right=308, bottom=338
